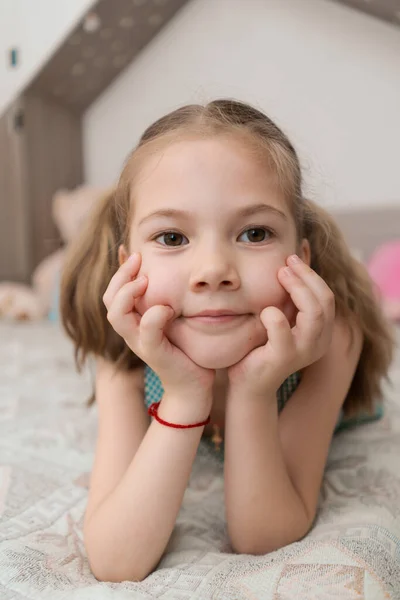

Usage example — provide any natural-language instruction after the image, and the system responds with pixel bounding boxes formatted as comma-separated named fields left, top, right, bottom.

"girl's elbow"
left=84, top=530, right=153, bottom=583
left=231, top=538, right=282, bottom=556
left=92, top=567, right=149, bottom=584
left=230, top=521, right=312, bottom=556
left=88, top=554, right=151, bottom=583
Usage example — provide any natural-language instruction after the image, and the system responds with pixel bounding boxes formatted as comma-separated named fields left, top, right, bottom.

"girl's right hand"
left=103, top=253, right=215, bottom=399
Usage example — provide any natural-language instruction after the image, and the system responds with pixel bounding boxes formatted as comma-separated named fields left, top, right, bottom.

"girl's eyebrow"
left=138, top=203, right=288, bottom=227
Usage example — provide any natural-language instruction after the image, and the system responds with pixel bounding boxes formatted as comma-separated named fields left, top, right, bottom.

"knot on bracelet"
left=148, top=402, right=211, bottom=429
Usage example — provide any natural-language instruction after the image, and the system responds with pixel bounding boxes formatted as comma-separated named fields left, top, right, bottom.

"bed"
left=0, top=208, right=400, bottom=599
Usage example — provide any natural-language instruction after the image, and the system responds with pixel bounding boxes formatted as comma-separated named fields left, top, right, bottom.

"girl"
left=61, top=99, right=394, bottom=583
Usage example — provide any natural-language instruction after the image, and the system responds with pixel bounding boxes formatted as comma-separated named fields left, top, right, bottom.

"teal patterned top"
left=144, top=365, right=301, bottom=414
left=144, top=365, right=384, bottom=451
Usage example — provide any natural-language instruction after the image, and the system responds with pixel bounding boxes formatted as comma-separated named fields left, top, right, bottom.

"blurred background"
left=0, top=0, right=399, bottom=320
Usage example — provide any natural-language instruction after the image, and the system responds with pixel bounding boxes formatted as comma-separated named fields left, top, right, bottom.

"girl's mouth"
left=185, top=313, right=251, bottom=327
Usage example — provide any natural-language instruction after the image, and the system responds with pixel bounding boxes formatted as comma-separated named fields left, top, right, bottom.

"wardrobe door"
left=23, top=91, right=83, bottom=272
left=0, top=99, right=31, bottom=283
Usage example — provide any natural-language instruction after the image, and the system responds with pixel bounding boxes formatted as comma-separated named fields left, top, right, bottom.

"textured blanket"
left=0, top=322, right=399, bottom=599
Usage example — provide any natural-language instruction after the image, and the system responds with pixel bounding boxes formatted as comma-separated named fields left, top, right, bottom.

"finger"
left=106, top=276, right=147, bottom=331
left=103, top=252, right=142, bottom=309
left=139, top=305, right=175, bottom=355
left=281, top=296, right=298, bottom=328
left=286, top=255, right=335, bottom=320
left=259, top=306, right=293, bottom=356
left=278, top=267, right=325, bottom=344
left=278, top=266, right=322, bottom=316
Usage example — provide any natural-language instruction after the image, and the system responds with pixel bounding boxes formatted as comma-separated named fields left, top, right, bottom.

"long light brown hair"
left=61, top=99, right=394, bottom=416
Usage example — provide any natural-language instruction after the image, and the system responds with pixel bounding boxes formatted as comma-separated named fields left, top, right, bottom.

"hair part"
left=60, top=99, right=395, bottom=413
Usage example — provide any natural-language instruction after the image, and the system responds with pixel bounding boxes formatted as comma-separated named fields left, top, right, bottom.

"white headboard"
left=331, top=206, right=400, bottom=261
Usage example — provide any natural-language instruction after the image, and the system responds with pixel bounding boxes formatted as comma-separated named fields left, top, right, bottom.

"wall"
left=83, top=0, right=400, bottom=209
left=0, top=0, right=94, bottom=116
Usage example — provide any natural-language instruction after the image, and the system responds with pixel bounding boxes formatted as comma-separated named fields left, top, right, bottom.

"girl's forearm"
left=84, top=392, right=211, bottom=582
left=224, top=389, right=310, bottom=555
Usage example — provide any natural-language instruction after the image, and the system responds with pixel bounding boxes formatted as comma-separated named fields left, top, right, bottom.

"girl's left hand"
left=227, top=255, right=336, bottom=397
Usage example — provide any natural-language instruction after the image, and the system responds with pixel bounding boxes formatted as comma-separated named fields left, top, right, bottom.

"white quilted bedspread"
left=0, top=321, right=399, bottom=599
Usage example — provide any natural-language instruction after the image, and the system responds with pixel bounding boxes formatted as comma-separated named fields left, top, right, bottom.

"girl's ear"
left=118, top=244, right=129, bottom=266
left=300, top=238, right=311, bottom=266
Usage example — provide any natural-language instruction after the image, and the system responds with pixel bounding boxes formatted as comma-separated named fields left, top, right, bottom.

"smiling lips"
left=185, top=310, right=250, bottom=325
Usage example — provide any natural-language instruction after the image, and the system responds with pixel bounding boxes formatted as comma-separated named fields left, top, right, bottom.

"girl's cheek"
left=254, top=276, right=296, bottom=326
left=135, top=273, right=178, bottom=315
left=135, top=280, right=159, bottom=314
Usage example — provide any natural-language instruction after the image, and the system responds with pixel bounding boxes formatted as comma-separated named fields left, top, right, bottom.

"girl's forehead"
left=130, top=136, right=292, bottom=216
left=136, top=134, right=271, bottom=175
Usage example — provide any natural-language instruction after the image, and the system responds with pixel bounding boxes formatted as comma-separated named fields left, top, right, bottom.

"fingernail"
left=284, top=267, right=293, bottom=277
left=136, top=275, right=146, bottom=283
left=129, top=253, right=138, bottom=262
left=288, top=254, right=301, bottom=265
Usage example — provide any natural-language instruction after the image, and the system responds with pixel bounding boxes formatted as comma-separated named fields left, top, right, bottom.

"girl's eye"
left=154, top=231, right=188, bottom=247
left=238, top=227, right=273, bottom=243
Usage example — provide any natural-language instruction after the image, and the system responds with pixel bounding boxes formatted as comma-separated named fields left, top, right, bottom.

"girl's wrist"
left=227, top=383, right=278, bottom=405
left=157, top=390, right=212, bottom=426
left=226, top=387, right=279, bottom=430
left=162, top=383, right=214, bottom=404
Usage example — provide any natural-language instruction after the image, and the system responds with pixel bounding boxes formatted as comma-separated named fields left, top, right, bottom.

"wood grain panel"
left=0, top=100, right=31, bottom=282
left=28, top=0, right=189, bottom=113
left=23, top=92, right=83, bottom=271
left=329, top=0, right=400, bottom=28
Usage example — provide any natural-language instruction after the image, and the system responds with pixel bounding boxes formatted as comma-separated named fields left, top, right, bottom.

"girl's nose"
left=189, top=247, right=240, bottom=292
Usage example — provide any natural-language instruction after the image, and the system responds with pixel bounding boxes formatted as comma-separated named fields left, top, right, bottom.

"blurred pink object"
left=367, top=240, right=400, bottom=322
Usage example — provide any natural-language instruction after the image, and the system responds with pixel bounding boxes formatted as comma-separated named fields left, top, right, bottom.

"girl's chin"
left=187, top=351, right=247, bottom=370
left=166, top=318, right=269, bottom=369
left=176, top=340, right=260, bottom=370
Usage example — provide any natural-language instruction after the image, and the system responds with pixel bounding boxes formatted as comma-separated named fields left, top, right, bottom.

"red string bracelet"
left=148, top=402, right=211, bottom=429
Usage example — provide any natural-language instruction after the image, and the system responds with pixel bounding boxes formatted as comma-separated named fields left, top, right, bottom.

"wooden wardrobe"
left=0, top=0, right=188, bottom=283
left=0, top=95, right=82, bottom=283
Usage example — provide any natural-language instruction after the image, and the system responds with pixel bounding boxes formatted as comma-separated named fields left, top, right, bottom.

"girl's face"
left=126, top=136, right=309, bottom=369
